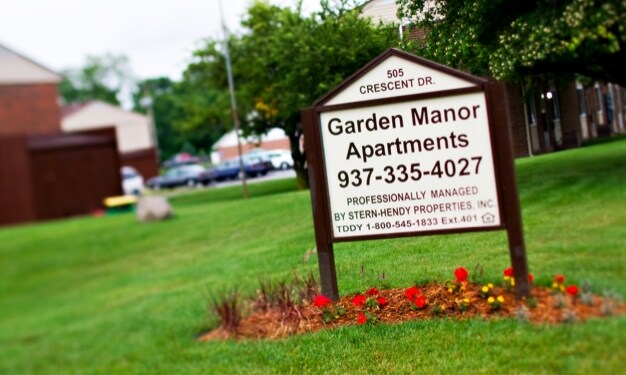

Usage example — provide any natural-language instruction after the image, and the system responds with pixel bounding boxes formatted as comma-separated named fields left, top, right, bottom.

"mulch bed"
left=198, top=282, right=625, bottom=341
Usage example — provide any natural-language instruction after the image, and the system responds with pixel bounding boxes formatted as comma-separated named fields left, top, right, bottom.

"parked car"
left=146, top=164, right=206, bottom=189
left=266, top=149, right=293, bottom=170
left=121, top=166, right=144, bottom=195
left=245, top=148, right=293, bottom=170
left=161, top=152, right=201, bottom=169
left=196, top=169, right=214, bottom=186
left=210, top=156, right=272, bottom=181
left=211, top=159, right=241, bottom=181
left=242, top=155, right=272, bottom=177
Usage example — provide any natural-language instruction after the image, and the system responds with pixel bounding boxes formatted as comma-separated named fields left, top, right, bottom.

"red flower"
left=454, top=267, right=469, bottom=283
left=554, top=274, right=566, bottom=284
left=566, top=285, right=579, bottom=296
left=357, top=312, right=367, bottom=325
left=377, top=296, right=387, bottom=306
left=313, top=295, right=331, bottom=308
left=366, top=287, right=379, bottom=296
left=352, top=294, right=366, bottom=307
left=404, top=286, right=421, bottom=302
left=528, top=273, right=534, bottom=283
left=414, top=295, right=427, bottom=309
left=503, top=267, right=514, bottom=277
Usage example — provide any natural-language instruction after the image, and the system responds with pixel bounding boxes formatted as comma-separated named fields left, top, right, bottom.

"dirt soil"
left=198, top=283, right=625, bottom=341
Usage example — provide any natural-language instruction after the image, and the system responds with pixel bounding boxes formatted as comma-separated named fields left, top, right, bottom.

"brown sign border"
left=301, top=49, right=530, bottom=300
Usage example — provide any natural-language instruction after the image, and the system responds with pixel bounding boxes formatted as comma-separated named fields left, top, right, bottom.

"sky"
left=0, top=0, right=320, bottom=81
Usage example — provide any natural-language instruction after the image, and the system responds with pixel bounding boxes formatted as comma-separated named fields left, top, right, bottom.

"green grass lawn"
left=1, top=138, right=625, bottom=374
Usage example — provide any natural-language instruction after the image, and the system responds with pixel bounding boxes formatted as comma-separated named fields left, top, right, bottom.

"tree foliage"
left=397, top=0, right=626, bottom=85
left=60, top=53, right=133, bottom=105
left=187, top=0, right=398, bottom=188
left=132, top=77, right=226, bottom=162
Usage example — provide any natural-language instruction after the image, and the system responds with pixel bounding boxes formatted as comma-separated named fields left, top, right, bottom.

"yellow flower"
left=463, top=298, right=470, bottom=303
left=254, top=98, right=278, bottom=118
left=511, top=279, right=516, bottom=286
left=448, top=288, right=453, bottom=293
left=482, top=286, right=489, bottom=292
left=488, top=297, right=495, bottom=303
left=504, top=276, right=511, bottom=281
left=488, top=283, right=494, bottom=288
left=497, top=295, right=505, bottom=303
left=440, top=304, right=446, bottom=310
left=552, top=282, right=559, bottom=288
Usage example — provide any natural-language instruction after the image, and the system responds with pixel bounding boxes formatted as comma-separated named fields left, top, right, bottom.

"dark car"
left=197, top=169, right=214, bottom=186
left=211, top=159, right=241, bottom=181
left=146, top=164, right=206, bottom=189
left=211, top=156, right=271, bottom=182
left=242, top=155, right=271, bottom=177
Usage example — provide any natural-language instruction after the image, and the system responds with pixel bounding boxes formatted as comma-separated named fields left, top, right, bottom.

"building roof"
left=360, top=0, right=434, bottom=25
left=360, top=0, right=402, bottom=24
left=61, top=101, right=148, bottom=125
left=0, top=42, right=63, bottom=85
left=61, top=100, right=154, bottom=153
left=213, top=128, right=288, bottom=149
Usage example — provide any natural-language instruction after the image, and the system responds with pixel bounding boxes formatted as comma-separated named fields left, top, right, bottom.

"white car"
left=266, top=150, right=293, bottom=170
left=244, top=148, right=293, bottom=170
left=121, top=166, right=144, bottom=195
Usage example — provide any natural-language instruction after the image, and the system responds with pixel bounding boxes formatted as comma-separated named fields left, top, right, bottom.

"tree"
left=132, top=77, right=227, bottom=162
left=397, top=0, right=626, bottom=85
left=132, top=77, right=181, bottom=162
left=60, top=53, right=134, bottom=105
left=187, top=0, right=398, bottom=188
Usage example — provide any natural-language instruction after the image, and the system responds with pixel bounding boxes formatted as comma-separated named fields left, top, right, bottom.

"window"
left=595, top=85, right=603, bottom=110
left=526, top=93, right=537, bottom=127
left=551, top=91, right=560, bottom=120
left=547, top=82, right=560, bottom=120
left=576, top=82, right=586, bottom=115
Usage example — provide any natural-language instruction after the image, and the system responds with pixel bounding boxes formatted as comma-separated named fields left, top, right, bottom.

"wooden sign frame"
left=301, top=49, right=530, bottom=300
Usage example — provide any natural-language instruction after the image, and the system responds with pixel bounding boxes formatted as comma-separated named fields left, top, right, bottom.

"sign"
left=320, top=91, right=500, bottom=238
left=325, top=55, right=474, bottom=105
left=302, top=49, right=529, bottom=300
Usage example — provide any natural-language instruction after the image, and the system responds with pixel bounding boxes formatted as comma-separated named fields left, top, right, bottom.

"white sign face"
left=326, top=55, right=475, bottom=106
left=320, top=91, right=501, bottom=238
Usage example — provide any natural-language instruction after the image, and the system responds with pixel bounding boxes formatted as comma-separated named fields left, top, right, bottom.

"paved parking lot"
left=211, top=169, right=296, bottom=188
left=146, top=168, right=296, bottom=198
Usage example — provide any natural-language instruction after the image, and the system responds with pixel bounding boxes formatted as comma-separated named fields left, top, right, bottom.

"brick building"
left=0, top=44, right=63, bottom=135
left=0, top=43, right=122, bottom=226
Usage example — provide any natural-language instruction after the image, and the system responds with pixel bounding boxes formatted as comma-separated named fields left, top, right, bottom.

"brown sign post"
left=301, top=49, right=530, bottom=301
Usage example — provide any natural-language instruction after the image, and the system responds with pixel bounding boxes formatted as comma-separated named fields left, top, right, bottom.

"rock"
left=136, top=196, right=173, bottom=222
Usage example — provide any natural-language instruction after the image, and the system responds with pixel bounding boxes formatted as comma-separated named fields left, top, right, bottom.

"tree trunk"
left=288, top=130, right=309, bottom=190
